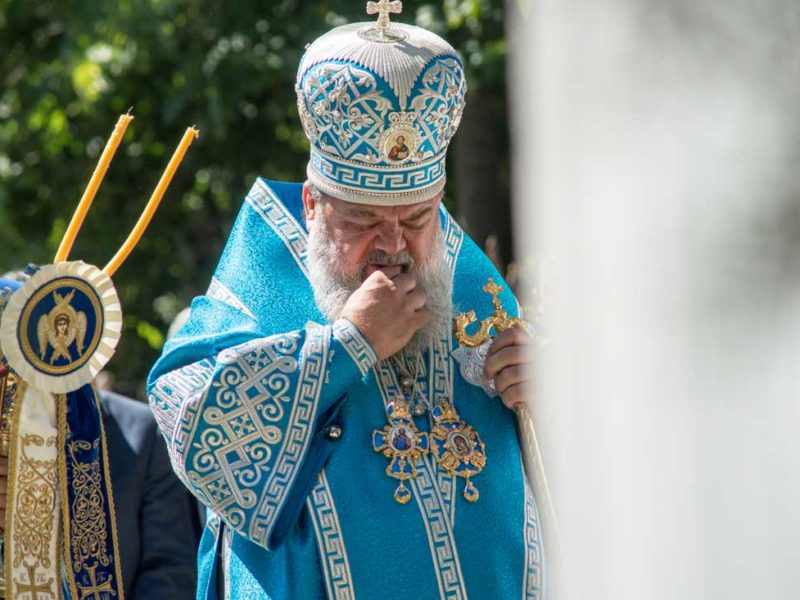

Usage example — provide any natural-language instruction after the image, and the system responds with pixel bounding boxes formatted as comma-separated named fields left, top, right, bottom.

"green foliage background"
left=0, top=0, right=508, bottom=399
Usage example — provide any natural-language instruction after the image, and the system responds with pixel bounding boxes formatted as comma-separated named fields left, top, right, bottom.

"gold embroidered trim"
left=58, top=387, right=125, bottom=600
left=96, top=387, right=125, bottom=600
left=3, top=377, right=25, bottom=593
left=6, top=383, right=62, bottom=600
left=57, top=392, right=79, bottom=600
left=67, top=437, right=109, bottom=571
left=12, top=433, right=58, bottom=569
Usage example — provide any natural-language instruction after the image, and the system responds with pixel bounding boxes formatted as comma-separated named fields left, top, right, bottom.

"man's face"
left=302, top=185, right=442, bottom=281
left=303, top=183, right=452, bottom=352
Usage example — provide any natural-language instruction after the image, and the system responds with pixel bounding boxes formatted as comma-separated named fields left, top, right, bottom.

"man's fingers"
left=486, top=326, right=531, bottom=358
left=495, top=365, right=528, bottom=395
left=412, top=307, right=432, bottom=330
left=484, top=345, right=531, bottom=380
left=392, top=273, right=417, bottom=293
left=0, top=456, right=8, bottom=476
left=364, top=269, right=391, bottom=285
left=0, top=477, right=7, bottom=495
left=499, top=384, right=529, bottom=410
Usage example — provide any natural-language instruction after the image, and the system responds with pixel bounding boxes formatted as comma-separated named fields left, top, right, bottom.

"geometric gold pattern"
left=5, top=385, right=60, bottom=600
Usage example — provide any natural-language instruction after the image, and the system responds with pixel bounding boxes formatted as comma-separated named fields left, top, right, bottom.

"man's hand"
left=484, top=326, right=534, bottom=410
left=0, top=456, right=7, bottom=531
left=340, top=270, right=431, bottom=360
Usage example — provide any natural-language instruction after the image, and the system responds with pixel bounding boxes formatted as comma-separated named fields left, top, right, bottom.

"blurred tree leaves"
left=0, top=0, right=508, bottom=398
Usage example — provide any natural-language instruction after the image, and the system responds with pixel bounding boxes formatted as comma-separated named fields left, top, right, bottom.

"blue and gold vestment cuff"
left=331, top=318, right=378, bottom=378
left=149, top=320, right=376, bottom=551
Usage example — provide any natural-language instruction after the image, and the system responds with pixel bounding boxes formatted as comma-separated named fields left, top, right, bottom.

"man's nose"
left=374, top=222, right=407, bottom=255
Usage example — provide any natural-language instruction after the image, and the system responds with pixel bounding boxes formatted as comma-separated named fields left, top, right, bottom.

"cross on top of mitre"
left=367, top=0, right=402, bottom=31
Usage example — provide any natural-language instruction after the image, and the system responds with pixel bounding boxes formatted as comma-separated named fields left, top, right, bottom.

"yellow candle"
left=103, top=126, right=199, bottom=277
left=54, top=111, right=134, bottom=263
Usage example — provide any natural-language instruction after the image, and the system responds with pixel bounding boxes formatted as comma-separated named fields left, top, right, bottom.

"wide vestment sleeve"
left=148, top=305, right=376, bottom=550
left=146, top=179, right=380, bottom=551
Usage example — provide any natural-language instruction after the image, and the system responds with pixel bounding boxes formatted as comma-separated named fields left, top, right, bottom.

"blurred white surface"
left=508, top=1, right=800, bottom=598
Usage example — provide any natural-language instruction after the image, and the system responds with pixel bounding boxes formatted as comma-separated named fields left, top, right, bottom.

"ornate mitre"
left=295, top=0, right=467, bottom=205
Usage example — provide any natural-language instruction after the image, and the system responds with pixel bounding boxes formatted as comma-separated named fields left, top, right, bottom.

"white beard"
left=306, top=215, right=453, bottom=356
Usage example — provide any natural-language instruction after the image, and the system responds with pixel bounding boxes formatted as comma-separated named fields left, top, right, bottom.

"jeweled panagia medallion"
left=372, top=399, right=430, bottom=504
left=430, top=402, right=486, bottom=502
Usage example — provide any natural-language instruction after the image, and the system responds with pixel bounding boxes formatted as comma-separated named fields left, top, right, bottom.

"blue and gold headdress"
left=296, top=1, right=467, bottom=205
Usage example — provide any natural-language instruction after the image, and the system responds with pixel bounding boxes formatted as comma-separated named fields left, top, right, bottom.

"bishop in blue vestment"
left=147, top=5, right=546, bottom=599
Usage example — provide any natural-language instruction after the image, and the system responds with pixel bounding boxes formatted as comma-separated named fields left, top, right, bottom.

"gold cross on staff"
left=80, top=565, right=114, bottom=600
left=366, top=0, right=402, bottom=31
left=453, top=278, right=527, bottom=348
left=14, top=564, right=54, bottom=600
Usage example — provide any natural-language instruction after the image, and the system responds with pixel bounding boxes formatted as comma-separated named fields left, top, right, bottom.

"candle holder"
left=0, top=116, right=197, bottom=599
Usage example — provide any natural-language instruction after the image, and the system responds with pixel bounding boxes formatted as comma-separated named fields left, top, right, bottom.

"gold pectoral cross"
left=453, top=278, right=527, bottom=348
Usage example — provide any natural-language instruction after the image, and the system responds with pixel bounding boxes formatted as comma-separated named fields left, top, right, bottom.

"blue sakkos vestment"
left=147, top=179, right=545, bottom=600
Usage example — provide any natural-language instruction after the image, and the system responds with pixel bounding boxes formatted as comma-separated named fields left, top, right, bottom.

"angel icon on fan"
left=37, top=290, right=87, bottom=365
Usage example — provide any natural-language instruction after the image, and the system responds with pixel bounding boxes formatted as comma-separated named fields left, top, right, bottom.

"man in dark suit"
left=99, top=389, right=201, bottom=599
